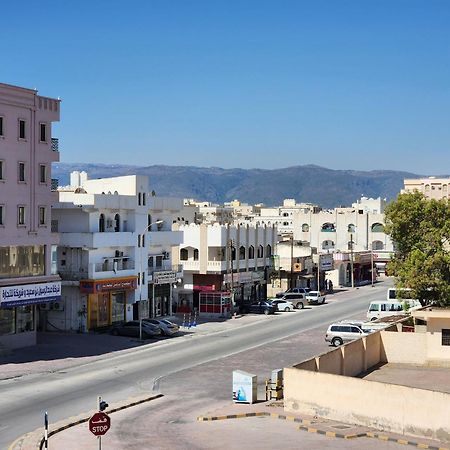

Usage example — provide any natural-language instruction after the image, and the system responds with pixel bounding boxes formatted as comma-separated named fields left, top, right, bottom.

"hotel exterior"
left=0, top=83, right=61, bottom=349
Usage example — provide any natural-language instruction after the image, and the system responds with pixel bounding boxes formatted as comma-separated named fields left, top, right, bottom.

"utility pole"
left=290, top=235, right=294, bottom=290
left=350, top=232, right=355, bottom=288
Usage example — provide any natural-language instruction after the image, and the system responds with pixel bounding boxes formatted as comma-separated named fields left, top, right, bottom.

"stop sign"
left=89, top=412, right=111, bottom=436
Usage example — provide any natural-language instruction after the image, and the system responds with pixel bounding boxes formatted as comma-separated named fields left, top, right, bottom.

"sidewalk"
left=0, top=305, right=308, bottom=381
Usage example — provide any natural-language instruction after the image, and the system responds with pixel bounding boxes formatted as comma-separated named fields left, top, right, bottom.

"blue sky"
left=2, top=0, right=449, bottom=173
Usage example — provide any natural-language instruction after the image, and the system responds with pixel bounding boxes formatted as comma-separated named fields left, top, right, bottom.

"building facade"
left=402, top=177, right=450, bottom=201
left=0, top=83, right=61, bottom=349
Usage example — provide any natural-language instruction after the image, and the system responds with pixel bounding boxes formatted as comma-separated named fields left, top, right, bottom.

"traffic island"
left=8, top=393, right=163, bottom=450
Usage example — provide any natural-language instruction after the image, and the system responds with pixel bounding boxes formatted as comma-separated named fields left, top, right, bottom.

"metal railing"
left=51, top=137, right=59, bottom=152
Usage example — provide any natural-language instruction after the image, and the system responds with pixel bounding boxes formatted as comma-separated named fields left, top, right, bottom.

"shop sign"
left=193, top=285, right=216, bottom=291
left=153, top=271, right=177, bottom=285
left=0, top=281, right=61, bottom=307
left=80, top=277, right=137, bottom=294
left=319, top=254, right=333, bottom=271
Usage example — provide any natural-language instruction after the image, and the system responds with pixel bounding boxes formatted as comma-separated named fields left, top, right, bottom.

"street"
left=1, top=281, right=389, bottom=448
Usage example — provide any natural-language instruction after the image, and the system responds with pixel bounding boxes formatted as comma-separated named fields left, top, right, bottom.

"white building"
left=50, top=173, right=183, bottom=332
left=402, top=177, right=450, bottom=200
left=173, top=223, right=276, bottom=315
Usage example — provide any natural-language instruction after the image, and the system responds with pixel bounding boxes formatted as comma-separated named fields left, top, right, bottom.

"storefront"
left=80, top=277, right=137, bottom=330
left=149, top=270, right=177, bottom=317
left=0, top=281, right=61, bottom=349
left=223, top=270, right=266, bottom=306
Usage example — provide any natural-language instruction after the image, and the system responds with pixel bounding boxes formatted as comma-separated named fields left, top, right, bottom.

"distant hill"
left=52, top=163, right=423, bottom=209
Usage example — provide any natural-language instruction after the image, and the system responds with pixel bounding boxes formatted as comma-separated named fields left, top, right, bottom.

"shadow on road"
left=0, top=330, right=193, bottom=365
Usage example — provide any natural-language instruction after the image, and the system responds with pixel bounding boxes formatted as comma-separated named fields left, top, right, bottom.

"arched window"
left=231, top=246, right=236, bottom=260
left=372, top=240, right=384, bottom=250
left=283, top=212, right=289, bottom=217
left=193, top=249, right=199, bottom=261
left=371, top=223, right=384, bottom=233
left=99, top=214, right=105, bottom=232
left=180, top=248, right=188, bottom=261
left=283, top=221, right=289, bottom=226
left=257, top=245, right=264, bottom=258
left=321, top=222, right=335, bottom=232
left=322, top=240, right=334, bottom=250
left=239, top=246, right=246, bottom=260
left=348, top=224, right=355, bottom=232
left=114, top=214, right=120, bottom=232
left=302, top=223, right=309, bottom=232
left=248, top=245, right=255, bottom=259
left=266, top=244, right=272, bottom=257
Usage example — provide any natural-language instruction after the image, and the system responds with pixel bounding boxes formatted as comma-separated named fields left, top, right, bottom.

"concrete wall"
left=380, top=331, right=427, bottom=364
left=427, top=318, right=450, bottom=362
left=284, top=367, right=450, bottom=442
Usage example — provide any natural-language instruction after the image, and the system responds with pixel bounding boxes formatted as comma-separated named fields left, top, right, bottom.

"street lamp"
left=138, top=219, right=163, bottom=341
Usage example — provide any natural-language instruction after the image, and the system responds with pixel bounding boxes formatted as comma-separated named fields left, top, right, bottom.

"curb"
left=197, top=412, right=449, bottom=449
left=8, top=393, right=163, bottom=450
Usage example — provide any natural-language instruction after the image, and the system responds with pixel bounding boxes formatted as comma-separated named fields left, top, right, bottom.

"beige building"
left=284, top=308, right=450, bottom=443
left=402, top=177, right=450, bottom=200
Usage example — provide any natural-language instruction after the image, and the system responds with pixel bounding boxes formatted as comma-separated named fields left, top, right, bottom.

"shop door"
left=111, top=291, right=126, bottom=323
left=89, top=294, right=110, bottom=329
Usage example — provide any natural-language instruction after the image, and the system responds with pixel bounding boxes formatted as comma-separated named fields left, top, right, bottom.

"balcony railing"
left=148, top=263, right=182, bottom=275
left=95, top=259, right=135, bottom=273
left=51, top=138, right=59, bottom=152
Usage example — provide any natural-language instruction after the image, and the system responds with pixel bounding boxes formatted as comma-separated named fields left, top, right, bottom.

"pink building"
left=0, top=82, right=61, bottom=349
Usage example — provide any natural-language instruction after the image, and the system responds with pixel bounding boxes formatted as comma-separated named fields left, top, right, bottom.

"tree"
left=384, top=191, right=450, bottom=306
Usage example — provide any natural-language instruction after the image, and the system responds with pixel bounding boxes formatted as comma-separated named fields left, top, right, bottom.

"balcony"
left=59, top=232, right=136, bottom=249
left=51, top=138, right=59, bottom=152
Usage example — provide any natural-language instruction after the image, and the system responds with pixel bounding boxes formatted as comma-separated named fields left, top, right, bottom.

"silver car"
left=143, top=318, right=180, bottom=336
left=325, top=323, right=369, bottom=346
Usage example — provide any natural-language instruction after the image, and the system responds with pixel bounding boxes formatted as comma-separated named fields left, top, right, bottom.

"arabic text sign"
left=89, top=412, right=111, bottom=436
left=0, top=282, right=61, bottom=307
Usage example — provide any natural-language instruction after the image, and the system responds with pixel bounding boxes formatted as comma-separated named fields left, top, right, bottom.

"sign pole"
left=44, top=411, right=48, bottom=450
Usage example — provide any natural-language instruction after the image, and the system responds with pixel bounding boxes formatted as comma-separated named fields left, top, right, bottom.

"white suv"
left=325, top=323, right=369, bottom=346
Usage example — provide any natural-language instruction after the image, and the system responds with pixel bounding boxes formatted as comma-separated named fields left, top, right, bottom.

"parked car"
left=325, top=323, right=370, bottom=346
left=275, top=287, right=310, bottom=298
left=111, top=321, right=162, bottom=339
left=280, top=293, right=306, bottom=309
left=248, top=301, right=276, bottom=315
left=306, top=290, right=326, bottom=304
left=143, top=318, right=180, bottom=336
left=271, top=299, right=295, bottom=312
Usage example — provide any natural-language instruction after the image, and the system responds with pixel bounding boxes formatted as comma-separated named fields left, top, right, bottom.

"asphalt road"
left=0, top=281, right=389, bottom=448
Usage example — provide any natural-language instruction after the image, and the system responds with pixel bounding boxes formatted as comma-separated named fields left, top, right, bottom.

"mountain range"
left=51, top=163, right=426, bottom=209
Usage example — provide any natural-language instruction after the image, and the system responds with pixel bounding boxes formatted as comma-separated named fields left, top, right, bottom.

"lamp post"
left=138, top=219, right=163, bottom=341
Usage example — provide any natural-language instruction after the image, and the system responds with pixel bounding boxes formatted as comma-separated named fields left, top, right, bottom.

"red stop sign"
left=89, top=412, right=111, bottom=436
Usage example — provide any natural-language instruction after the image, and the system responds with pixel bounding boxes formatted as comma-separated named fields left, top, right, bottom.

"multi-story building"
left=402, top=177, right=450, bottom=200
left=173, top=223, right=276, bottom=315
left=51, top=173, right=182, bottom=332
left=0, top=83, right=61, bottom=349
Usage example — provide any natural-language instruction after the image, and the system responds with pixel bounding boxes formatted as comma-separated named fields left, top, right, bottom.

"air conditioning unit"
left=51, top=301, right=65, bottom=312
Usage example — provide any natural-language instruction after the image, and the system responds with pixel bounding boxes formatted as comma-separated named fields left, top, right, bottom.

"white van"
left=367, top=300, right=421, bottom=321
left=386, top=288, right=415, bottom=301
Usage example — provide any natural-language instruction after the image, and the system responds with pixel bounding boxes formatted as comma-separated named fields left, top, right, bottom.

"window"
left=114, top=214, right=120, bottom=232
left=266, top=244, right=272, bottom=257
left=39, top=164, right=47, bottom=183
left=18, top=162, right=25, bottom=182
left=180, top=248, right=188, bottom=261
left=156, top=255, right=163, bottom=267
left=0, top=160, right=4, bottom=180
left=0, top=116, right=3, bottom=136
left=142, top=193, right=146, bottom=206
left=239, top=246, right=246, bottom=260
left=348, top=224, right=356, bottom=232
left=138, top=193, right=142, bottom=206
left=0, top=205, right=4, bottom=225
left=257, top=245, right=264, bottom=258
left=248, top=245, right=254, bottom=259
left=442, top=329, right=450, bottom=346
left=371, top=223, right=385, bottom=233
left=19, top=119, right=26, bottom=139
left=302, top=223, right=309, bottom=232
left=38, top=206, right=46, bottom=226
left=142, top=234, right=145, bottom=247
left=40, top=123, right=47, bottom=142
left=99, top=214, right=105, bottom=232
left=193, top=249, right=199, bottom=261
left=18, top=206, right=25, bottom=225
